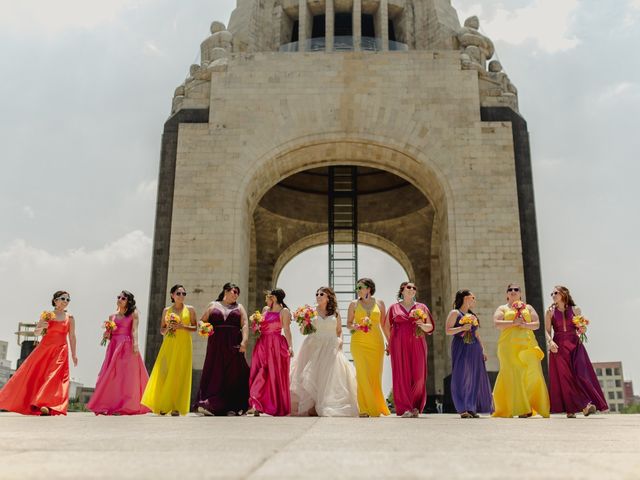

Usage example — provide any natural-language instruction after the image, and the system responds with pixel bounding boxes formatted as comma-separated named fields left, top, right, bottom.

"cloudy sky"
left=1, top=0, right=639, bottom=394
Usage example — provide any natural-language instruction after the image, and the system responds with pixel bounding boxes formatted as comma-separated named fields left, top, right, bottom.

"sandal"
left=583, top=404, right=596, bottom=416
left=567, top=413, right=576, bottom=418
left=460, top=412, right=472, bottom=419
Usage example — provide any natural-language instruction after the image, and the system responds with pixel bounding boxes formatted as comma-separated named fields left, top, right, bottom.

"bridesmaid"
left=88, top=290, right=150, bottom=415
left=546, top=286, right=607, bottom=417
left=194, top=282, right=250, bottom=416
left=290, top=286, right=358, bottom=417
left=248, top=288, right=293, bottom=416
left=0, top=291, right=77, bottom=415
left=141, top=284, right=197, bottom=416
left=492, top=283, right=550, bottom=418
left=445, top=289, right=493, bottom=418
left=384, top=281, right=434, bottom=418
left=347, top=278, right=390, bottom=417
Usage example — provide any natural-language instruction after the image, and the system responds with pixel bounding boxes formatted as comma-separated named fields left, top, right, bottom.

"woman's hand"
left=385, top=344, right=390, bottom=356
left=288, top=346, right=294, bottom=358
left=482, top=351, right=487, bottom=362
left=132, top=344, right=139, bottom=354
left=460, top=324, right=472, bottom=332
left=239, top=340, right=247, bottom=353
left=548, top=341, right=559, bottom=353
left=72, top=355, right=78, bottom=367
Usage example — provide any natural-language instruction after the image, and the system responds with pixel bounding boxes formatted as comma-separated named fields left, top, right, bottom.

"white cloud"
left=0, top=231, right=152, bottom=387
left=135, top=178, right=158, bottom=197
left=22, top=206, right=35, bottom=219
left=457, top=0, right=580, bottom=54
left=597, top=82, right=640, bottom=105
left=0, top=0, right=152, bottom=34
left=143, top=41, right=164, bottom=57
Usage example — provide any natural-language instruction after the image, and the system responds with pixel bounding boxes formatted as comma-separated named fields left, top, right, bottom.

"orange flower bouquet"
left=459, top=313, right=479, bottom=344
left=164, top=312, right=180, bottom=338
left=101, top=318, right=118, bottom=346
left=250, top=310, right=263, bottom=337
left=572, top=315, right=589, bottom=343
left=198, top=321, right=214, bottom=338
left=38, top=311, right=55, bottom=337
left=294, top=305, right=317, bottom=335
left=512, top=301, right=528, bottom=322
left=411, top=308, right=430, bottom=337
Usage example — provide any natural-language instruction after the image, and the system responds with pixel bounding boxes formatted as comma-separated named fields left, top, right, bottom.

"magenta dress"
left=388, top=302, right=431, bottom=416
left=249, top=310, right=291, bottom=416
left=88, top=314, right=151, bottom=415
left=549, top=307, right=607, bottom=413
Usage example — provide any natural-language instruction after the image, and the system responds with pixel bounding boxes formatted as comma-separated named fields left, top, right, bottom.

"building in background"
left=593, top=361, right=629, bottom=412
left=0, top=340, right=14, bottom=388
left=623, top=381, right=635, bottom=406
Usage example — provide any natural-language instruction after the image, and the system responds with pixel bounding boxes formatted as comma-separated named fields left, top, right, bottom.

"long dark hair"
left=270, top=288, right=288, bottom=309
left=216, top=282, right=240, bottom=302
left=120, top=290, right=137, bottom=316
left=453, top=289, right=478, bottom=322
left=553, top=285, right=576, bottom=307
left=51, top=290, right=70, bottom=307
left=316, top=286, right=337, bottom=316
left=170, top=284, right=185, bottom=303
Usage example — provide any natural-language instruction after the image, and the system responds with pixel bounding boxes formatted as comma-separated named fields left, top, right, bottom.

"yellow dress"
left=141, top=305, right=193, bottom=415
left=351, top=301, right=390, bottom=417
left=492, top=305, right=550, bottom=418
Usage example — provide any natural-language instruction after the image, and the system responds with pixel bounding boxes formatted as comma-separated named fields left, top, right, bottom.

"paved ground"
left=0, top=413, right=638, bottom=479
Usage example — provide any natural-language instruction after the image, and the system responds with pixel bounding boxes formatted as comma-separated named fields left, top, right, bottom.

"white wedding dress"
left=290, top=314, right=359, bottom=417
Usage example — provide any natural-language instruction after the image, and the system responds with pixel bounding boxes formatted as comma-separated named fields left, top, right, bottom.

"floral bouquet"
left=512, top=301, right=528, bottom=322
left=38, top=311, right=55, bottom=337
left=294, top=305, right=317, bottom=335
left=164, top=312, right=180, bottom=337
left=351, top=316, right=372, bottom=333
left=250, top=310, right=263, bottom=337
left=411, top=308, right=430, bottom=337
left=101, top=318, right=117, bottom=346
left=198, top=321, right=214, bottom=338
left=459, top=313, right=479, bottom=344
left=572, top=315, right=589, bottom=343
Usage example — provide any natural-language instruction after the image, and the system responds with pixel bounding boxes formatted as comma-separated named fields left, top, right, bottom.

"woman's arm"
left=445, top=310, right=470, bottom=335
left=493, top=306, right=513, bottom=329
left=545, top=308, right=558, bottom=352
left=520, top=305, right=540, bottom=331
left=335, top=311, right=342, bottom=338
left=474, top=329, right=488, bottom=361
left=239, top=305, right=249, bottom=352
left=382, top=305, right=392, bottom=341
left=132, top=311, right=140, bottom=354
left=417, top=307, right=435, bottom=334
left=281, top=309, right=294, bottom=356
left=160, top=307, right=169, bottom=336
left=346, top=301, right=356, bottom=330
left=68, top=315, right=78, bottom=367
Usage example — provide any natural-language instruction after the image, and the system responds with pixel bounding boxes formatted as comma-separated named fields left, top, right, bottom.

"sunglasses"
left=117, top=295, right=128, bottom=301
left=229, top=289, right=239, bottom=295
left=507, top=288, right=520, bottom=293
left=56, top=296, right=70, bottom=302
left=356, top=285, right=367, bottom=291
left=405, top=285, right=417, bottom=291
left=174, top=292, right=187, bottom=297
left=551, top=291, right=560, bottom=297
left=316, top=292, right=326, bottom=297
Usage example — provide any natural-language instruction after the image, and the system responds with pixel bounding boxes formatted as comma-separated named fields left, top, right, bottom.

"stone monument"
left=146, top=0, right=545, bottom=403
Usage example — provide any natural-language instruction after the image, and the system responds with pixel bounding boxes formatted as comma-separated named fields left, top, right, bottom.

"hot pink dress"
left=88, top=313, right=150, bottom=415
left=249, top=310, right=291, bottom=416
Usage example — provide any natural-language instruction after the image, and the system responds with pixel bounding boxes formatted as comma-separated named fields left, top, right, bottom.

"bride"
left=290, top=287, right=358, bottom=416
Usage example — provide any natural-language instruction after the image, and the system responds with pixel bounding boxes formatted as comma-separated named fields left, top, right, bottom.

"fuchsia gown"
left=88, top=313, right=150, bottom=415
left=249, top=310, right=291, bottom=416
left=548, top=307, right=607, bottom=414
left=0, top=317, right=71, bottom=415
left=388, top=302, right=431, bottom=416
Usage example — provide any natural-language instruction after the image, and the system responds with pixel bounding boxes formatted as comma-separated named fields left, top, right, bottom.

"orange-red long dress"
left=0, top=318, right=71, bottom=415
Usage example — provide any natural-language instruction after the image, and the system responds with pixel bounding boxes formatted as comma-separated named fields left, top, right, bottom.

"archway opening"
left=276, top=244, right=409, bottom=397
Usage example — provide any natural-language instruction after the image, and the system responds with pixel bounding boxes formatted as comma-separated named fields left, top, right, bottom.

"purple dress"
left=88, top=314, right=150, bottom=415
left=194, top=303, right=250, bottom=415
left=450, top=311, right=494, bottom=414
left=549, top=307, right=607, bottom=413
left=249, top=310, right=291, bottom=416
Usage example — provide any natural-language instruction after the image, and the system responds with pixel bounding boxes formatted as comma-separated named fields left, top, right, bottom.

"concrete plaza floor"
left=0, top=413, right=638, bottom=479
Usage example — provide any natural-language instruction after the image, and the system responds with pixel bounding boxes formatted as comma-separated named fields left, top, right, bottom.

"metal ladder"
left=328, top=166, right=358, bottom=361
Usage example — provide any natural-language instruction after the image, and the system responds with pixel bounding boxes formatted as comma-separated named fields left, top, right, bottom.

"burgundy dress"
left=249, top=310, right=291, bottom=416
left=549, top=307, right=608, bottom=413
left=194, top=303, right=250, bottom=415
left=388, top=302, right=430, bottom=416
